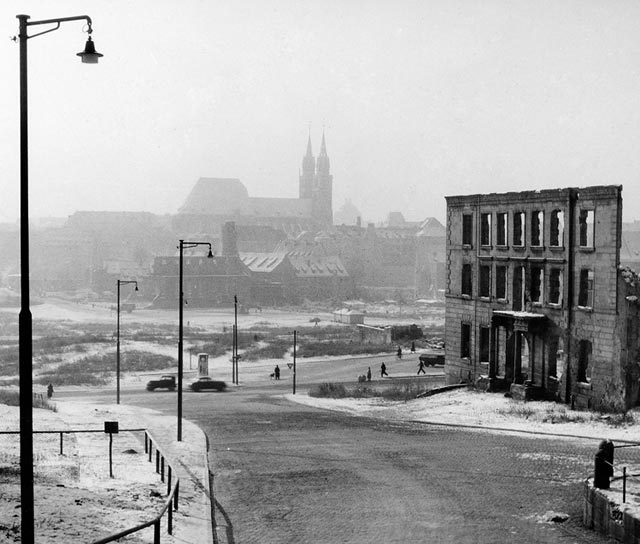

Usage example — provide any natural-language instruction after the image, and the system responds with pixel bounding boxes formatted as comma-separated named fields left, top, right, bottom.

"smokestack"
left=222, top=221, right=238, bottom=256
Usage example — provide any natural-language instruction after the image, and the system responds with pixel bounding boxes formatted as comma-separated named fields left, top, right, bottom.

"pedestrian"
left=417, top=360, right=426, bottom=375
left=397, top=346, right=402, bottom=359
left=380, top=362, right=388, bottom=377
left=411, top=341, right=416, bottom=353
left=367, top=367, right=372, bottom=382
left=274, top=365, right=280, bottom=380
left=47, top=383, right=54, bottom=399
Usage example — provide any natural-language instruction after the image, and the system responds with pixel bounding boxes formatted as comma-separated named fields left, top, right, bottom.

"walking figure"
left=417, top=360, right=426, bottom=375
left=411, top=341, right=416, bottom=353
left=47, top=383, right=54, bottom=399
left=367, top=367, right=372, bottom=382
left=380, top=362, right=388, bottom=377
left=397, top=346, right=402, bottom=359
left=274, top=365, right=280, bottom=380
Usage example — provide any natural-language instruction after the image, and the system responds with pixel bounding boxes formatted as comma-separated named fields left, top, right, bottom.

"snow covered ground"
left=2, top=385, right=640, bottom=542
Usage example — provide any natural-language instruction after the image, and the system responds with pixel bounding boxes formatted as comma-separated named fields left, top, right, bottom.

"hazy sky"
left=2, top=0, right=640, bottom=225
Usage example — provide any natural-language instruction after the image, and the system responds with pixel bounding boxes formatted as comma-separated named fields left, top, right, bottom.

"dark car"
left=190, top=376, right=227, bottom=392
left=418, top=351, right=445, bottom=367
left=146, top=375, right=176, bottom=391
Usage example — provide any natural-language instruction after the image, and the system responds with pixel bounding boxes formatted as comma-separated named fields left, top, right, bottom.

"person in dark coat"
left=594, top=439, right=614, bottom=489
left=417, top=360, right=426, bottom=375
left=274, top=365, right=280, bottom=380
left=367, top=367, right=372, bottom=382
left=47, top=383, right=54, bottom=399
left=380, top=362, right=388, bottom=377
left=411, top=341, right=416, bottom=353
left=397, top=347, right=402, bottom=359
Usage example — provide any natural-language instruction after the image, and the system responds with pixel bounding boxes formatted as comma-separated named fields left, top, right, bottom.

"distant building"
left=172, top=133, right=333, bottom=236
left=444, top=185, right=640, bottom=411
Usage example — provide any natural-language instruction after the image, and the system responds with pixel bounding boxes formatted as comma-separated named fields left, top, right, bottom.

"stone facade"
left=444, top=185, right=640, bottom=411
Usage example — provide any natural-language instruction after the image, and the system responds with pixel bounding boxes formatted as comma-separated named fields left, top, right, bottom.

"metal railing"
left=0, top=427, right=182, bottom=543
left=609, top=443, right=640, bottom=504
left=91, top=430, right=180, bottom=544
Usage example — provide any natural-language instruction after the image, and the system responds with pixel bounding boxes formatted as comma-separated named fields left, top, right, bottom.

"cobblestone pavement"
left=188, top=389, right=630, bottom=544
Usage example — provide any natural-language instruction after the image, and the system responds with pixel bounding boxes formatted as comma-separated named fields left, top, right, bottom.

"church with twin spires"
left=172, top=133, right=333, bottom=237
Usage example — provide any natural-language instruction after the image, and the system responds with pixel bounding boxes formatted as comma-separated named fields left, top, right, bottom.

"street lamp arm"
left=19, top=15, right=94, bottom=40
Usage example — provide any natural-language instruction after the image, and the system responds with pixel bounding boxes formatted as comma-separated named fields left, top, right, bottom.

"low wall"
left=583, top=479, right=637, bottom=542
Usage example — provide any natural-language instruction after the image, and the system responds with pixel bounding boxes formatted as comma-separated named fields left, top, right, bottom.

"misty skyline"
left=2, top=0, right=639, bottom=225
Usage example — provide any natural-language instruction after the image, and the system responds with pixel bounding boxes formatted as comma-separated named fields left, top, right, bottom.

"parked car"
left=146, top=375, right=176, bottom=391
left=418, top=350, right=445, bottom=367
left=190, top=376, right=227, bottom=392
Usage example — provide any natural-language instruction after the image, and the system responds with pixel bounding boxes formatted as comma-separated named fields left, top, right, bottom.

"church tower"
left=313, top=131, right=333, bottom=226
left=299, top=134, right=315, bottom=199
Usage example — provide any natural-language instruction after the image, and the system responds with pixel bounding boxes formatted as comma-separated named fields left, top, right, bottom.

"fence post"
left=154, top=520, right=161, bottom=544
left=59, top=432, right=63, bottom=455
left=156, top=450, right=160, bottom=473
left=174, top=481, right=180, bottom=511
left=148, top=438, right=153, bottom=462
left=167, top=466, right=172, bottom=495
left=144, top=432, right=148, bottom=454
left=168, top=496, right=173, bottom=534
left=623, top=467, right=627, bottom=503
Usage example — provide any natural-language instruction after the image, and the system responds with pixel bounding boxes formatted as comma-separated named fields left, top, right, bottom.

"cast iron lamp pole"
left=15, top=14, right=102, bottom=544
left=116, top=280, right=138, bottom=404
left=178, top=240, right=213, bottom=441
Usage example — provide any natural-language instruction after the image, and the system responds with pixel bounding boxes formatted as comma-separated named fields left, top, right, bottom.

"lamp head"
left=134, top=284, right=139, bottom=292
left=207, top=247, right=214, bottom=258
left=77, top=36, right=103, bottom=64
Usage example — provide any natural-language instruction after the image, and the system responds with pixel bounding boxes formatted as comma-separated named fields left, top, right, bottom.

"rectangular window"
left=462, top=214, right=473, bottom=246
left=550, top=210, right=564, bottom=247
left=513, top=212, right=525, bottom=247
left=496, top=265, right=507, bottom=300
left=531, top=210, right=543, bottom=247
left=480, top=213, right=492, bottom=246
left=479, top=326, right=490, bottom=363
left=462, top=264, right=472, bottom=296
left=579, top=210, right=594, bottom=248
left=548, top=268, right=562, bottom=305
left=577, top=339, right=592, bottom=383
left=530, top=266, right=543, bottom=303
left=496, top=213, right=507, bottom=246
left=578, top=269, right=594, bottom=308
left=461, top=323, right=471, bottom=358
left=479, top=265, right=491, bottom=298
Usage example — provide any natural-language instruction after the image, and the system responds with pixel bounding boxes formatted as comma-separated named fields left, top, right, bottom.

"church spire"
left=317, top=128, right=330, bottom=174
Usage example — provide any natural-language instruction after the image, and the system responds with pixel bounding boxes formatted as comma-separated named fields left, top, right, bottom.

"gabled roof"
left=287, top=255, right=349, bottom=278
left=240, top=252, right=288, bottom=273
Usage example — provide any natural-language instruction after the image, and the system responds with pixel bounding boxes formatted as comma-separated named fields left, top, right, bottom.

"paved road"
left=59, top=357, right=628, bottom=544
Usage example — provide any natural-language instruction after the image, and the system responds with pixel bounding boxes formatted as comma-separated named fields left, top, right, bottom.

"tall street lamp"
left=15, top=14, right=102, bottom=544
left=178, top=240, right=213, bottom=441
left=116, top=280, right=138, bottom=404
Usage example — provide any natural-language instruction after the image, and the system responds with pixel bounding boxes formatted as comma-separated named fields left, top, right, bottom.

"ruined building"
left=444, top=185, right=640, bottom=411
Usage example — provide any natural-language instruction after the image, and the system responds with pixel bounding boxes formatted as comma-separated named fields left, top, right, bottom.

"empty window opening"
left=480, top=213, right=492, bottom=246
left=479, top=326, right=490, bottom=363
left=547, top=338, right=558, bottom=378
left=512, top=265, right=525, bottom=311
left=496, top=213, right=507, bottom=246
left=548, top=268, right=562, bottom=305
left=513, top=212, right=525, bottom=247
left=550, top=210, right=564, bottom=247
left=530, top=266, right=544, bottom=303
left=461, top=323, right=471, bottom=358
left=531, top=211, right=543, bottom=247
left=579, top=210, right=594, bottom=247
left=496, top=265, right=507, bottom=300
left=577, top=339, right=592, bottom=383
left=479, top=265, right=491, bottom=298
left=462, top=214, right=473, bottom=246
left=578, top=269, right=594, bottom=308
left=462, top=264, right=472, bottom=296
